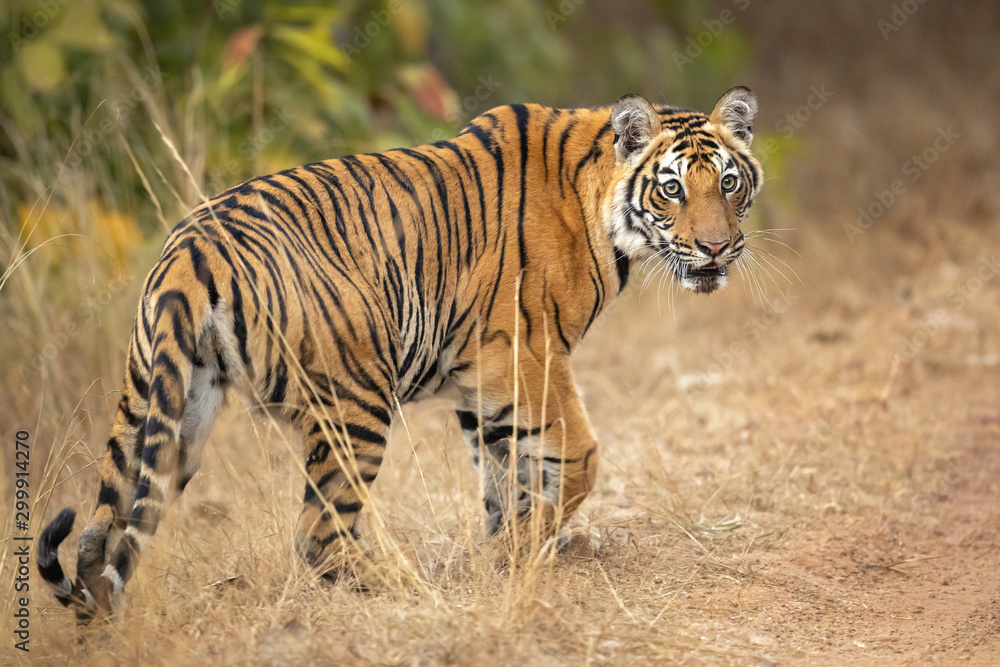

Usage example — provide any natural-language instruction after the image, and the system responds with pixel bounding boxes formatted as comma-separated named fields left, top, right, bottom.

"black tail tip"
left=40, top=508, right=76, bottom=554
left=38, top=508, right=76, bottom=594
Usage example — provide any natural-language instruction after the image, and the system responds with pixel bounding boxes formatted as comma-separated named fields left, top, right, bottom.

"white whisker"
left=745, top=227, right=797, bottom=235
left=746, top=243, right=802, bottom=286
left=639, top=248, right=672, bottom=295
left=745, top=234, right=801, bottom=257
left=733, top=255, right=752, bottom=299
left=741, top=249, right=773, bottom=309
left=743, top=249, right=782, bottom=288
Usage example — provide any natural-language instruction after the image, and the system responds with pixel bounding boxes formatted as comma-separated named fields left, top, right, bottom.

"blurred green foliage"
left=0, top=0, right=757, bottom=251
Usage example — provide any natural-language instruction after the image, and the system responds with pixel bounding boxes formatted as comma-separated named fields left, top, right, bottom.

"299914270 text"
left=13, top=430, right=32, bottom=653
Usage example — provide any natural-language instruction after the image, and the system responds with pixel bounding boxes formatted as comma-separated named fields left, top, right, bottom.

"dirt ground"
left=11, top=221, right=997, bottom=666
left=561, top=228, right=1000, bottom=664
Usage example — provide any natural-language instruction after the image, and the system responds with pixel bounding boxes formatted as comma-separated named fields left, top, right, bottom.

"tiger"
left=38, top=86, right=762, bottom=622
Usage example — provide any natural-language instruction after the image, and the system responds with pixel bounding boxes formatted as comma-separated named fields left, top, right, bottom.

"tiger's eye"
left=661, top=180, right=681, bottom=198
left=721, top=174, right=737, bottom=192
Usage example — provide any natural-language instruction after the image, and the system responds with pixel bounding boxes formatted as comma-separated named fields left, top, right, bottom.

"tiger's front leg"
left=455, top=359, right=598, bottom=546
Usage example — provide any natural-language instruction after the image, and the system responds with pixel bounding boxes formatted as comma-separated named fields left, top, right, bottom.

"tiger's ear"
left=710, top=86, right=758, bottom=144
left=611, top=94, right=660, bottom=162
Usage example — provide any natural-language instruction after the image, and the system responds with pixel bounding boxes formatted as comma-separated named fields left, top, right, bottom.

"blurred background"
left=1, top=0, right=997, bottom=422
left=1, top=2, right=999, bottom=660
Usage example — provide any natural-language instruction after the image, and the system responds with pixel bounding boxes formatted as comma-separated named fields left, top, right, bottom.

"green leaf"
left=18, top=38, right=66, bottom=93
left=271, top=24, right=348, bottom=73
left=274, top=49, right=345, bottom=110
left=265, top=5, right=343, bottom=25
left=48, top=1, right=116, bottom=53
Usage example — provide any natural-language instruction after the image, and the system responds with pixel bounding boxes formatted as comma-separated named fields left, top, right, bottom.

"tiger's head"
left=608, top=87, right=762, bottom=294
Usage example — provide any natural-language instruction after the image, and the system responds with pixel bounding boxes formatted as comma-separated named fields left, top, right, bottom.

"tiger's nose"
left=696, top=239, right=730, bottom=257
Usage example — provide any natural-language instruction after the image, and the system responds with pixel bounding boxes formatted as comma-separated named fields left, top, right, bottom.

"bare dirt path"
left=567, top=235, right=1000, bottom=664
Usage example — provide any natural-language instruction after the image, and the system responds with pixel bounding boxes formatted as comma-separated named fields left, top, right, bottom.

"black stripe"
left=153, top=350, right=181, bottom=379
left=119, top=395, right=144, bottom=427
left=550, top=294, right=572, bottom=352
left=512, top=103, right=534, bottom=341
left=129, top=360, right=149, bottom=400
left=304, top=470, right=340, bottom=504
left=343, top=422, right=386, bottom=446
left=97, top=482, right=119, bottom=507
left=128, top=504, right=146, bottom=528
left=229, top=277, right=251, bottom=367
left=145, top=415, right=170, bottom=439
left=268, top=357, right=287, bottom=406
left=306, top=441, right=331, bottom=466
left=614, top=246, right=631, bottom=292
left=148, top=375, right=182, bottom=421
left=141, top=442, right=160, bottom=468
left=115, top=533, right=138, bottom=578
left=468, top=121, right=505, bottom=249
left=333, top=500, right=363, bottom=514
left=135, top=475, right=152, bottom=500
left=482, top=423, right=543, bottom=446
left=542, top=454, right=583, bottom=464
left=187, top=239, right=219, bottom=308
left=573, top=121, right=611, bottom=178
left=557, top=119, right=578, bottom=196
left=456, top=410, right=479, bottom=432
left=317, top=529, right=350, bottom=549
left=108, top=437, right=127, bottom=474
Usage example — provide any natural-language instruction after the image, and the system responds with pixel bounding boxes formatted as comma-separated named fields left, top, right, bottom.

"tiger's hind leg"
left=292, top=398, right=392, bottom=585
left=175, top=355, right=227, bottom=494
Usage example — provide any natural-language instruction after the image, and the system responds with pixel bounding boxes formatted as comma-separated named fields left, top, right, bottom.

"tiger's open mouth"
left=683, top=264, right=727, bottom=279
left=674, top=261, right=729, bottom=294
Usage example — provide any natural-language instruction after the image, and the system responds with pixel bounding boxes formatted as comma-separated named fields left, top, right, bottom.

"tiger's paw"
left=317, top=542, right=427, bottom=593
left=557, top=526, right=602, bottom=558
left=317, top=549, right=383, bottom=592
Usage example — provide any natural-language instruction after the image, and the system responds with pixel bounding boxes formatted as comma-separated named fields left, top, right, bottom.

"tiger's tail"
left=36, top=309, right=157, bottom=619
left=37, top=250, right=225, bottom=620
left=37, top=508, right=94, bottom=613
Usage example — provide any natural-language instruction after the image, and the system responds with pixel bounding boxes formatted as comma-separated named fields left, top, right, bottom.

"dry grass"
left=8, top=219, right=998, bottom=666
left=4, top=3, right=1000, bottom=665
